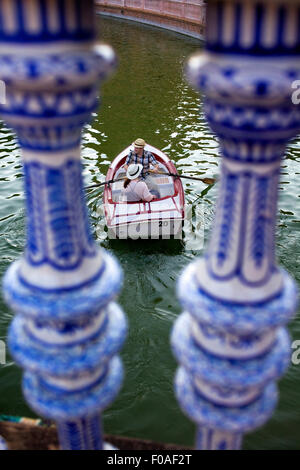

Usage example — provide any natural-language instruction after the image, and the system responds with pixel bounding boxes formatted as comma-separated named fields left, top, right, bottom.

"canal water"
left=0, top=15, right=299, bottom=449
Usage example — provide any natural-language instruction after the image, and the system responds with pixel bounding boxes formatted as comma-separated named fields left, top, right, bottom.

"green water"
left=0, top=16, right=300, bottom=449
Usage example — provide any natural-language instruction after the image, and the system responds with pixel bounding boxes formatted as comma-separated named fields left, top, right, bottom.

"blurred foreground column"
left=0, top=436, right=7, bottom=450
left=172, top=0, right=300, bottom=449
left=0, top=0, right=127, bottom=450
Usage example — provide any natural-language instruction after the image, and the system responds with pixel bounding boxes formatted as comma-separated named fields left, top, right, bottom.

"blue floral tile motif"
left=2, top=86, right=99, bottom=118
left=8, top=303, right=127, bottom=377
left=0, top=0, right=125, bottom=451
left=3, top=251, right=123, bottom=319
left=0, top=0, right=95, bottom=43
left=23, top=356, right=124, bottom=421
left=206, top=1, right=300, bottom=56
left=196, top=427, right=242, bottom=450
left=0, top=50, right=118, bottom=89
left=171, top=313, right=290, bottom=389
left=23, top=159, right=96, bottom=270
left=175, top=367, right=278, bottom=434
left=172, top=0, right=300, bottom=450
left=177, top=262, right=298, bottom=335
left=0, top=436, right=7, bottom=450
left=57, top=416, right=103, bottom=451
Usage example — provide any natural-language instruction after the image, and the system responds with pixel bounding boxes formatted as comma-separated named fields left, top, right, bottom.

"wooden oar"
left=151, top=170, right=215, bottom=185
left=85, top=177, right=125, bottom=190
left=86, top=170, right=216, bottom=190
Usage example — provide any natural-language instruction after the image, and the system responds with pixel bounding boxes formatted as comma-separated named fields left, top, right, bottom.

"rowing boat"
left=103, top=144, right=185, bottom=239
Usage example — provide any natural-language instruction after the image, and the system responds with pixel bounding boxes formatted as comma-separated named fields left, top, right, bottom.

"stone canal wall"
left=95, top=0, right=206, bottom=39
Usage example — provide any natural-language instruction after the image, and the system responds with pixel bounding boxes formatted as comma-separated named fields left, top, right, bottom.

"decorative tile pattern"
left=172, top=0, right=300, bottom=450
left=0, top=0, right=126, bottom=450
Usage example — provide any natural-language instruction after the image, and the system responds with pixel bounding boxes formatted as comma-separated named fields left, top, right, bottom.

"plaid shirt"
left=125, top=150, right=158, bottom=178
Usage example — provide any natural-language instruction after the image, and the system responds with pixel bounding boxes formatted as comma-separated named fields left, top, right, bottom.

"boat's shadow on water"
left=102, top=237, right=184, bottom=256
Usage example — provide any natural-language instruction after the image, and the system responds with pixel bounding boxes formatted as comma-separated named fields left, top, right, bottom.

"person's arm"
left=123, top=151, right=132, bottom=171
left=149, top=153, right=160, bottom=173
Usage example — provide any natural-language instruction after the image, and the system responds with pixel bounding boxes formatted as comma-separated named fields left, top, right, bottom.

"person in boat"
left=123, top=138, right=160, bottom=191
left=122, top=164, right=156, bottom=202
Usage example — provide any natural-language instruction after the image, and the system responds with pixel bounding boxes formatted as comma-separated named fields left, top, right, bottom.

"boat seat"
left=112, top=189, right=122, bottom=202
left=111, top=164, right=174, bottom=200
left=150, top=174, right=174, bottom=198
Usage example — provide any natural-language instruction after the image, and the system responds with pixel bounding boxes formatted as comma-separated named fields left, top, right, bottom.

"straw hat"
left=126, top=163, right=143, bottom=180
left=134, top=138, right=146, bottom=148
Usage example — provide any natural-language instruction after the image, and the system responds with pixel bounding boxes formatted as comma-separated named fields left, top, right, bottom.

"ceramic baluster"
left=172, top=0, right=300, bottom=450
left=0, top=0, right=127, bottom=450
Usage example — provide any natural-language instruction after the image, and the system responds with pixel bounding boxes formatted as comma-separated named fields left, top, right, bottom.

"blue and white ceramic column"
left=172, top=0, right=300, bottom=450
left=0, top=436, right=7, bottom=450
left=0, top=0, right=127, bottom=450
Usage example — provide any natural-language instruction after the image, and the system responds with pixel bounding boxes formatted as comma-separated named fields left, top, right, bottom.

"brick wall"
left=95, top=0, right=206, bottom=39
